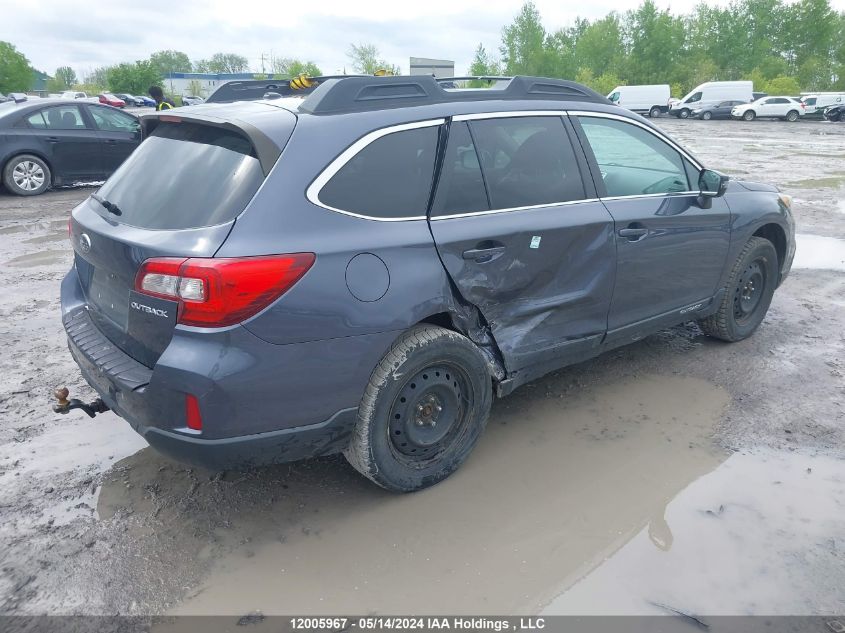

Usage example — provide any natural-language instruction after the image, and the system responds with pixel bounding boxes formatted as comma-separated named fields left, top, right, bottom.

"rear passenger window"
left=37, top=106, right=87, bottom=130
left=431, top=122, right=489, bottom=216
left=469, top=116, right=585, bottom=210
left=319, top=126, right=439, bottom=219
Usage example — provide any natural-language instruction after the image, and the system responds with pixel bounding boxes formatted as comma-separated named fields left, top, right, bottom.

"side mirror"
left=699, top=169, right=729, bottom=198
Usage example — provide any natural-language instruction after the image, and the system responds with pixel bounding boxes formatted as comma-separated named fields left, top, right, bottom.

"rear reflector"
left=185, top=394, right=203, bottom=431
left=135, top=254, right=315, bottom=327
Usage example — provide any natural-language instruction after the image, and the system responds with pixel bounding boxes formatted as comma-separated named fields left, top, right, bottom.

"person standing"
left=148, top=86, right=175, bottom=111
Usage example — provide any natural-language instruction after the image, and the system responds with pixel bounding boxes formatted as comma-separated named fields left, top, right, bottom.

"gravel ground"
left=0, top=117, right=843, bottom=621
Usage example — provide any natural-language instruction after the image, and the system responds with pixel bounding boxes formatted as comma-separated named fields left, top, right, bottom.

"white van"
left=801, top=93, right=845, bottom=117
left=670, top=81, right=754, bottom=119
left=607, top=85, right=671, bottom=117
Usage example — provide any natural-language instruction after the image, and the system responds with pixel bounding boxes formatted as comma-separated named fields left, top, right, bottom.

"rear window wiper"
left=91, top=193, right=122, bottom=216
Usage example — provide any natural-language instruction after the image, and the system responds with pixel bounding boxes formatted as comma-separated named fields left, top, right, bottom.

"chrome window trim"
left=306, top=118, right=445, bottom=222
left=568, top=110, right=704, bottom=171
left=601, top=191, right=700, bottom=202
left=431, top=198, right=601, bottom=221
left=453, top=110, right=568, bottom=121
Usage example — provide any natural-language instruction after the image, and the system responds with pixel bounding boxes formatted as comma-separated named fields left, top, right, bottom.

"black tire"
left=785, top=110, right=799, bottom=122
left=701, top=111, right=712, bottom=120
left=698, top=237, right=778, bottom=342
left=344, top=325, right=493, bottom=492
left=2, top=154, right=51, bottom=196
left=649, top=106, right=662, bottom=118
left=678, top=108, right=691, bottom=119
left=743, top=110, right=756, bottom=121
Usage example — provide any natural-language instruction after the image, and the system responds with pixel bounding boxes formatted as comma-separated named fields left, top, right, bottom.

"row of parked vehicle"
left=607, top=81, right=844, bottom=122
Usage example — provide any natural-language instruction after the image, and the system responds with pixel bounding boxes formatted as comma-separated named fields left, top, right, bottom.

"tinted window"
left=804, top=97, right=817, bottom=105
left=578, top=116, right=689, bottom=197
left=319, top=126, right=439, bottom=218
left=94, top=122, right=264, bottom=230
left=469, top=116, right=584, bottom=209
left=686, top=92, right=702, bottom=103
left=31, top=105, right=87, bottom=130
left=431, top=122, right=489, bottom=216
left=88, top=106, right=138, bottom=132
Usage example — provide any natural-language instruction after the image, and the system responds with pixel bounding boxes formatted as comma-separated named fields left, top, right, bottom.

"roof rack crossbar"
left=298, top=75, right=608, bottom=115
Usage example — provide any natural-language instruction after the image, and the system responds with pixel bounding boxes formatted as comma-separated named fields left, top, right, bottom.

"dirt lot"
left=0, top=118, right=843, bottom=622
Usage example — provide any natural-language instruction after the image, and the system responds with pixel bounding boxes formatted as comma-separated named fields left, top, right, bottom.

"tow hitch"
left=52, top=387, right=109, bottom=418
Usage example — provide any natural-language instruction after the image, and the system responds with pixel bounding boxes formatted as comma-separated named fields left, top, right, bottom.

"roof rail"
left=298, top=75, right=608, bottom=115
left=205, top=75, right=371, bottom=104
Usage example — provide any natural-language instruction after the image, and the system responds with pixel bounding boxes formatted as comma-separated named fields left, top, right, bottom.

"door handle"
left=45, top=136, right=60, bottom=143
left=104, top=139, right=118, bottom=144
left=462, top=245, right=506, bottom=261
left=618, top=226, right=649, bottom=241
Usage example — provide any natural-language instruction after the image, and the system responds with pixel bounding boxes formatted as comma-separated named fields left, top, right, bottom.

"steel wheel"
left=733, top=260, right=766, bottom=325
left=387, top=363, right=472, bottom=466
left=12, top=160, right=45, bottom=191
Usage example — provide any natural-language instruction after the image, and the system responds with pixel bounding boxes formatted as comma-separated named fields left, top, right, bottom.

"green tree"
left=574, top=14, right=625, bottom=77
left=0, top=41, right=33, bottom=93
left=195, top=53, right=249, bottom=74
left=347, top=43, right=399, bottom=75
left=271, top=58, right=322, bottom=77
left=467, top=44, right=501, bottom=86
left=150, top=50, right=192, bottom=76
left=625, top=0, right=686, bottom=85
left=105, top=61, right=162, bottom=94
left=764, top=75, right=801, bottom=94
left=500, top=2, right=547, bottom=75
left=53, top=66, right=77, bottom=89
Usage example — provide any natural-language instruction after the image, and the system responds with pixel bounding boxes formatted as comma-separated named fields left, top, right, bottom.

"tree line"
left=471, top=0, right=845, bottom=96
left=0, top=43, right=397, bottom=96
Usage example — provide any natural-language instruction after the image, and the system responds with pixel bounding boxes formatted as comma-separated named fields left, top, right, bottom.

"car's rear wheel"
left=785, top=110, right=799, bottom=122
left=344, top=325, right=492, bottom=492
left=698, top=237, right=778, bottom=342
left=743, top=110, right=756, bottom=121
left=701, top=111, right=712, bottom=120
left=649, top=106, right=662, bottom=118
left=3, top=154, right=51, bottom=196
left=678, top=108, right=691, bottom=119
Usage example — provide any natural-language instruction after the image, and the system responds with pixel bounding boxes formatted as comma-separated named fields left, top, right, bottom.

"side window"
left=687, top=92, right=702, bottom=103
left=469, top=116, right=585, bottom=210
left=431, top=122, right=489, bottom=216
left=89, top=106, right=138, bottom=132
left=318, top=126, right=439, bottom=218
left=578, top=116, right=690, bottom=197
left=26, top=111, right=47, bottom=128
left=40, top=106, right=87, bottom=130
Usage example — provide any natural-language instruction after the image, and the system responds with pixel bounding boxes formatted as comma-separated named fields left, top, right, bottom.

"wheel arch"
left=1, top=150, right=55, bottom=185
left=752, top=222, right=787, bottom=282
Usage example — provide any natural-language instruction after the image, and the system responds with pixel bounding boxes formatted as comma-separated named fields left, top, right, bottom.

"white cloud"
left=1, top=0, right=843, bottom=79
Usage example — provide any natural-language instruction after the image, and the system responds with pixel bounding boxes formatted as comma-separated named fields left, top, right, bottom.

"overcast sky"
left=2, top=0, right=844, bottom=79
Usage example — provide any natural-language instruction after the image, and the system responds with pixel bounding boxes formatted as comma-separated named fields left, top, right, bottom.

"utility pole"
left=260, top=52, right=267, bottom=74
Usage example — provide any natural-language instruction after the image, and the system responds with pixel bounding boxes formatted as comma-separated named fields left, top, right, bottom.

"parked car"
left=606, top=84, right=671, bottom=117
left=114, top=93, right=141, bottom=107
left=752, top=92, right=768, bottom=101
left=60, top=75, right=795, bottom=492
left=134, top=95, right=156, bottom=107
left=181, top=95, right=205, bottom=106
left=98, top=93, right=126, bottom=108
left=800, top=93, right=845, bottom=118
left=731, top=96, right=805, bottom=121
left=693, top=100, right=748, bottom=120
left=823, top=104, right=844, bottom=121
left=670, top=81, right=754, bottom=118
left=61, top=91, right=89, bottom=100
left=0, top=100, right=142, bottom=195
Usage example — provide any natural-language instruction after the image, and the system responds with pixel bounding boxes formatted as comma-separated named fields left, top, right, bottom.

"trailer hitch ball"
left=52, top=387, right=109, bottom=418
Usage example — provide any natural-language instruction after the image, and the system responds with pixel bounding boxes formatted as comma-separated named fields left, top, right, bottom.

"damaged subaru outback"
left=59, top=75, right=795, bottom=492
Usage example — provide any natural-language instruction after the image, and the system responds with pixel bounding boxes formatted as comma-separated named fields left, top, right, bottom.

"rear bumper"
left=61, top=267, right=394, bottom=470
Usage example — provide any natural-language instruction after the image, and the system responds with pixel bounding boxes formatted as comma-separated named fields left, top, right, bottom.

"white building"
left=409, top=58, right=455, bottom=78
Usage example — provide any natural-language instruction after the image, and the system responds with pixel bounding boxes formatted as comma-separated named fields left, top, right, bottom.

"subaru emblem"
left=79, top=233, right=91, bottom=254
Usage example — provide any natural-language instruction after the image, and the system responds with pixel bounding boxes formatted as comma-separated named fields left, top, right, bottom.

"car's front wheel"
left=743, top=110, right=756, bottom=121
left=2, top=154, right=51, bottom=196
left=701, top=111, right=712, bottom=120
left=678, top=108, right=691, bottom=119
left=698, top=237, right=778, bottom=342
left=344, top=325, right=493, bottom=492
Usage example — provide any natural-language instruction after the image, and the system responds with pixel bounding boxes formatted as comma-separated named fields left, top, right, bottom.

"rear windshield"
left=95, top=122, right=264, bottom=230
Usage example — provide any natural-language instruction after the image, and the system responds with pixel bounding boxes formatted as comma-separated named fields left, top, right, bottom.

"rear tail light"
left=134, top=254, right=315, bottom=327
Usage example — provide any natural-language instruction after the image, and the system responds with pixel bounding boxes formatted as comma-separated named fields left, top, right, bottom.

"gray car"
left=59, top=75, right=796, bottom=492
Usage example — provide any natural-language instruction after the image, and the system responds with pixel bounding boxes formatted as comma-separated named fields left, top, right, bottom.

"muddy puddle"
left=793, top=234, right=845, bottom=271
left=3, top=249, right=68, bottom=268
left=544, top=449, right=845, bottom=616
left=97, top=374, right=731, bottom=617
